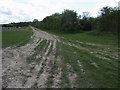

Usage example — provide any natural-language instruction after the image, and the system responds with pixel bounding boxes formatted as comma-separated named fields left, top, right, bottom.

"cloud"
left=90, top=0, right=118, bottom=16
left=0, top=0, right=118, bottom=24
left=0, top=0, right=70, bottom=24
left=0, top=0, right=32, bottom=24
left=75, top=0, right=118, bottom=17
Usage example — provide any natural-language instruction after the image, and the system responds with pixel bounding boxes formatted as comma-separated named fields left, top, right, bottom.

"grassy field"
left=43, top=30, right=118, bottom=47
left=32, top=29, right=118, bottom=88
left=2, top=27, right=119, bottom=88
left=2, top=28, right=33, bottom=47
left=27, top=36, right=118, bottom=88
left=59, top=43, right=118, bottom=88
left=61, top=32, right=118, bottom=47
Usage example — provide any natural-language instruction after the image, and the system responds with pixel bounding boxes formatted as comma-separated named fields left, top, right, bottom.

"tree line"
left=30, top=10, right=94, bottom=33
left=2, top=6, right=119, bottom=34
left=30, top=6, right=119, bottom=33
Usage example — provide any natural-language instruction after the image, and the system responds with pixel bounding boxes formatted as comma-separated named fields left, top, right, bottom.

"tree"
left=61, top=9, right=78, bottom=33
left=99, top=6, right=113, bottom=16
left=97, top=6, right=119, bottom=33
left=33, top=19, right=39, bottom=22
left=41, top=13, right=62, bottom=30
left=78, top=12, right=93, bottom=31
left=82, top=12, right=90, bottom=19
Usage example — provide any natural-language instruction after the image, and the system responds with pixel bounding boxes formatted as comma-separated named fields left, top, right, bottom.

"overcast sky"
left=0, top=0, right=119, bottom=24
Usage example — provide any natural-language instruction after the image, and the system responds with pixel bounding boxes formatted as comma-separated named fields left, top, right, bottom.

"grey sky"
left=0, top=0, right=119, bottom=24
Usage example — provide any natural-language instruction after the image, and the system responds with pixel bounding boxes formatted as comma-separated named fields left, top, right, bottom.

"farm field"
left=2, top=27, right=119, bottom=88
left=2, top=27, right=33, bottom=48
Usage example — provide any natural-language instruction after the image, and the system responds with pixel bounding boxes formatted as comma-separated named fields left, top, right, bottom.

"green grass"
left=2, top=29, right=33, bottom=47
left=37, top=29, right=118, bottom=88
left=59, top=42, right=118, bottom=88
left=41, top=29, right=118, bottom=47
left=6, top=26, right=117, bottom=88
left=61, top=32, right=118, bottom=47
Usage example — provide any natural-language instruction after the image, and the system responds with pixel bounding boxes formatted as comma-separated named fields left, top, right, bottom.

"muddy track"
left=2, top=27, right=118, bottom=88
left=2, top=27, right=59, bottom=88
left=0, top=49, right=2, bottom=89
left=62, top=38, right=118, bottom=61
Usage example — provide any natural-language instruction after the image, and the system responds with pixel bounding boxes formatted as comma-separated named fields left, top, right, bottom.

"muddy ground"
left=2, top=27, right=61, bottom=88
left=2, top=27, right=119, bottom=88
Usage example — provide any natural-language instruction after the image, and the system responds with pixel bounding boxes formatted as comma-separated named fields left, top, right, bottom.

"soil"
left=2, top=27, right=60, bottom=88
left=2, top=27, right=118, bottom=88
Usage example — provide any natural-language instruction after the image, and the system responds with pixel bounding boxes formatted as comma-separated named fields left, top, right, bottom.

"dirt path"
left=0, top=49, right=2, bottom=89
left=2, top=27, right=59, bottom=88
left=2, top=27, right=118, bottom=88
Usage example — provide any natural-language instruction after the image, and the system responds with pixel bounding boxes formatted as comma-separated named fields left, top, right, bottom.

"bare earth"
left=2, top=27, right=61, bottom=88
left=0, top=49, right=2, bottom=89
left=2, top=27, right=118, bottom=88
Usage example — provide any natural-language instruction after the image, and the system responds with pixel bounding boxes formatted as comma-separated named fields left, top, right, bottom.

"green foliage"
left=78, top=17, right=93, bottom=31
left=61, top=9, right=78, bottom=33
left=31, top=9, right=83, bottom=33
left=30, top=9, right=94, bottom=33
left=99, top=6, right=113, bottom=16
left=97, top=7, right=119, bottom=33
left=4, top=6, right=119, bottom=34
left=33, top=19, right=39, bottom=22
left=2, top=22, right=31, bottom=27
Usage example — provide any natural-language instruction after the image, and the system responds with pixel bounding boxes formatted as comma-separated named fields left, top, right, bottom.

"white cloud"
left=0, top=0, right=70, bottom=24
left=91, top=0, right=118, bottom=17
left=0, top=0, right=118, bottom=24
left=0, top=0, right=32, bottom=24
left=76, top=0, right=118, bottom=17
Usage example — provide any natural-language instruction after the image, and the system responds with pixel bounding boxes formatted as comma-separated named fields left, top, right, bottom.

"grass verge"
left=59, top=42, right=118, bottom=88
left=2, top=28, right=33, bottom=48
